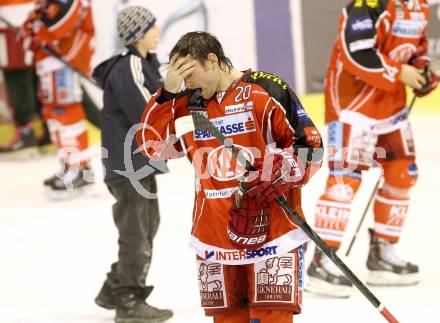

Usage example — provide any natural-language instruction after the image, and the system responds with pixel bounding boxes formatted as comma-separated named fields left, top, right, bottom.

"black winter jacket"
left=93, top=47, right=167, bottom=186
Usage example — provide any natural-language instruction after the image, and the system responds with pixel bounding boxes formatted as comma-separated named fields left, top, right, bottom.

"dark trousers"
left=3, top=69, right=39, bottom=126
left=105, top=177, right=160, bottom=295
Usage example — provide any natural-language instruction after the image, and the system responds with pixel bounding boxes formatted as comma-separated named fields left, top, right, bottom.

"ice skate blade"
left=305, top=276, right=353, bottom=298
left=366, top=270, right=419, bottom=286
left=0, top=147, right=40, bottom=160
left=46, top=184, right=96, bottom=201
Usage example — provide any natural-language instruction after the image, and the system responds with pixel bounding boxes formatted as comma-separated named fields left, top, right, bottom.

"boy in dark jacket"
left=92, top=6, right=172, bottom=323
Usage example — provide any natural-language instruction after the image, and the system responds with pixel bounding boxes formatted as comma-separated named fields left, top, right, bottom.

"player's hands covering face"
left=164, top=54, right=196, bottom=93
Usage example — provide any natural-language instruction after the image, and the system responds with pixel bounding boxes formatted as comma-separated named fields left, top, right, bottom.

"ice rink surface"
left=1, top=115, right=439, bottom=323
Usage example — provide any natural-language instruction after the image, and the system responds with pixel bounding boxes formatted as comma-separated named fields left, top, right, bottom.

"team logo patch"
left=254, top=254, right=295, bottom=303
left=197, top=260, right=227, bottom=308
left=349, top=16, right=373, bottom=34
left=207, top=144, right=254, bottom=181
left=194, top=112, right=256, bottom=141
left=304, top=127, right=321, bottom=148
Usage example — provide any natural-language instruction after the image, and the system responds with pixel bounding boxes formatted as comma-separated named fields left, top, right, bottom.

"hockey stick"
left=0, top=15, right=98, bottom=87
left=345, top=171, right=383, bottom=257
left=178, top=89, right=399, bottom=323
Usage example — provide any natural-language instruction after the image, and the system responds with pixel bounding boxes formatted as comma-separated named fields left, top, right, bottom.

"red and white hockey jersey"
left=137, top=71, right=323, bottom=265
left=23, top=0, right=95, bottom=75
left=325, top=0, right=429, bottom=125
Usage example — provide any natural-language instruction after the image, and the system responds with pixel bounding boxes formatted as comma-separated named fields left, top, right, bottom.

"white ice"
left=1, top=115, right=439, bottom=323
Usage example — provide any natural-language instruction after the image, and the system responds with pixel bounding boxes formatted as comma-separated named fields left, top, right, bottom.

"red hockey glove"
left=228, top=190, right=272, bottom=250
left=241, top=150, right=305, bottom=205
left=410, top=56, right=439, bottom=98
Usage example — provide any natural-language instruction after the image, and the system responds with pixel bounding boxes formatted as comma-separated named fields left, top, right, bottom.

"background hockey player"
left=19, top=0, right=96, bottom=197
left=306, top=0, right=439, bottom=297
left=137, top=31, right=323, bottom=323
left=92, top=5, right=173, bottom=323
left=0, top=0, right=42, bottom=157
left=0, top=0, right=102, bottom=159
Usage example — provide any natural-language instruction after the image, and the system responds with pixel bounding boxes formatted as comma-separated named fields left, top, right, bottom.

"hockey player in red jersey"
left=137, top=32, right=323, bottom=323
left=19, top=0, right=95, bottom=197
left=0, top=0, right=41, bottom=157
left=306, top=0, right=438, bottom=297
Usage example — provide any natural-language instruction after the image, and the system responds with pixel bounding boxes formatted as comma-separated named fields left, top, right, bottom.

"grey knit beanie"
left=117, top=6, right=156, bottom=45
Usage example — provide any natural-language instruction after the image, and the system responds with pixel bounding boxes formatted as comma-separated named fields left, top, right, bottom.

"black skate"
left=115, top=289, right=173, bottom=323
left=366, top=228, right=419, bottom=286
left=95, top=282, right=154, bottom=311
left=0, top=127, right=39, bottom=160
left=306, top=248, right=353, bottom=298
left=95, top=281, right=116, bottom=310
left=43, top=167, right=67, bottom=187
left=45, top=164, right=95, bottom=200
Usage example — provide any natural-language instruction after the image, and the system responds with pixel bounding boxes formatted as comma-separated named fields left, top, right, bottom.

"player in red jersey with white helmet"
left=306, top=0, right=438, bottom=297
left=137, top=31, right=323, bottom=323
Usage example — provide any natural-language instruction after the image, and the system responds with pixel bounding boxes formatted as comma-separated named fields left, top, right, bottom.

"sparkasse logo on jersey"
left=194, top=111, right=256, bottom=141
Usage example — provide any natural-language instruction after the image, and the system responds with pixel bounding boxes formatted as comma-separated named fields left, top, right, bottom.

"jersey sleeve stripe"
left=140, top=102, right=159, bottom=157
left=192, top=198, right=206, bottom=234
left=265, top=109, right=275, bottom=145
left=130, top=55, right=152, bottom=103
left=63, top=30, right=87, bottom=62
left=349, top=87, right=376, bottom=112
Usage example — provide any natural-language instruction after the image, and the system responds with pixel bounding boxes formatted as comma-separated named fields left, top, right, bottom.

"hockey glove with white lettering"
left=410, top=56, right=439, bottom=97
left=228, top=190, right=272, bottom=250
left=241, top=150, right=305, bottom=204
